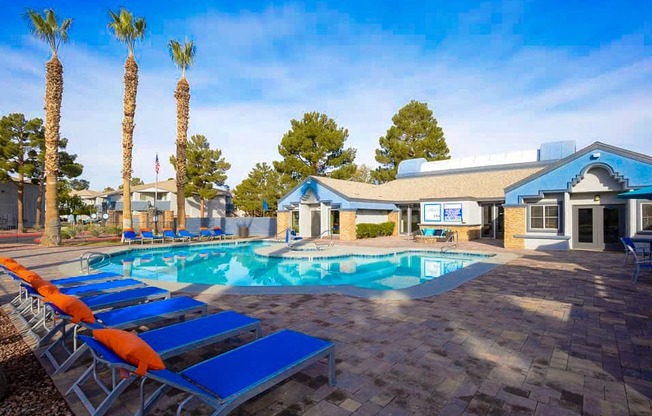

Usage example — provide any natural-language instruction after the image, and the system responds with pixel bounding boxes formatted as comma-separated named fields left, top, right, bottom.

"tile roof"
left=312, top=165, right=544, bottom=202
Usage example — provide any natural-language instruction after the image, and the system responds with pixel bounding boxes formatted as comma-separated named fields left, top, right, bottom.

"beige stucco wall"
left=504, top=206, right=526, bottom=249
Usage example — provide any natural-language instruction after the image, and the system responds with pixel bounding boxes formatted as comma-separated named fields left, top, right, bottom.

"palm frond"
left=168, top=38, right=196, bottom=77
left=108, top=8, right=146, bottom=55
left=25, top=8, right=71, bottom=55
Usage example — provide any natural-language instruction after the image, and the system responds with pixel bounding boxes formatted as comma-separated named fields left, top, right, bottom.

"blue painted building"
left=277, top=141, right=652, bottom=250
left=504, top=142, right=652, bottom=250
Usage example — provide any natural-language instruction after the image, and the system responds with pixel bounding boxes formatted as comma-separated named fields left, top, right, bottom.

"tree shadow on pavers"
left=394, top=254, right=652, bottom=415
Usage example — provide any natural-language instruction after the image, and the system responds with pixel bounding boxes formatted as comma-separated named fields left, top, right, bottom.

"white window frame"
left=642, top=203, right=652, bottom=231
left=528, top=204, right=559, bottom=231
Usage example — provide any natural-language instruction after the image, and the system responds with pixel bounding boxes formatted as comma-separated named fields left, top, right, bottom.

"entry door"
left=573, top=205, right=625, bottom=250
left=311, top=211, right=321, bottom=237
left=481, top=205, right=494, bottom=238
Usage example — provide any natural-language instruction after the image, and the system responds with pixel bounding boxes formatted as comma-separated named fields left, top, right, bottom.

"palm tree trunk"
left=41, top=55, right=63, bottom=246
left=121, top=55, right=139, bottom=231
left=35, top=179, right=44, bottom=229
left=175, top=77, right=190, bottom=229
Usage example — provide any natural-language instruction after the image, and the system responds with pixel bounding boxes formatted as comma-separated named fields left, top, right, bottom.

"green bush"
left=104, top=225, right=122, bottom=236
left=90, top=228, right=101, bottom=237
left=356, top=221, right=395, bottom=239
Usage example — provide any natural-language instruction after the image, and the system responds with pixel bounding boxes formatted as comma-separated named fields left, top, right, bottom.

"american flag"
left=155, top=154, right=160, bottom=174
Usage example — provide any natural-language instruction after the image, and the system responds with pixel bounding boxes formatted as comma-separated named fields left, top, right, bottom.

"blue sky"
left=1, top=1, right=650, bottom=190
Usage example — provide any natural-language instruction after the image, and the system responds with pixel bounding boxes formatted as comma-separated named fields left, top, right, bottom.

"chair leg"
left=632, top=265, right=640, bottom=284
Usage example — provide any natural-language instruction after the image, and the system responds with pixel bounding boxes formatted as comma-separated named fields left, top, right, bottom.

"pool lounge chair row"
left=123, top=227, right=234, bottom=244
left=0, top=257, right=336, bottom=416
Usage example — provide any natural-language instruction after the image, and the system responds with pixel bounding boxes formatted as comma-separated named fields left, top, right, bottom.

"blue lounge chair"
left=5, top=269, right=123, bottom=313
left=140, top=229, right=164, bottom=244
left=625, top=245, right=652, bottom=283
left=41, top=296, right=208, bottom=375
left=285, top=228, right=303, bottom=247
left=123, top=229, right=144, bottom=245
left=212, top=227, right=234, bottom=239
left=620, top=237, right=651, bottom=264
left=162, top=228, right=188, bottom=242
left=199, top=228, right=214, bottom=240
left=68, top=311, right=263, bottom=416
left=178, top=228, right=199, bottom=240
left=75, top=329, right=335, bottom=416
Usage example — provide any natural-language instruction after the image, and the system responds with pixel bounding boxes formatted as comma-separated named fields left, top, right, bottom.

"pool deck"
left=1, top=236, right=652, bottom=415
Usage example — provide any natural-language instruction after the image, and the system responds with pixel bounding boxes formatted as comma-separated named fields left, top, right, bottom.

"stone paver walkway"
left=1, top=237, right=651, bottom=415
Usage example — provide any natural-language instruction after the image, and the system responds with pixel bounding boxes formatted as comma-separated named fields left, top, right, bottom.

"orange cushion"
left=16, top=269, right=43, bottom=285
left=92, top=328, right=165, bottom=376
left=0, top=257, right=17, bottom=266
left=32, top=280, right=60, bottom=298
left=5, top=262, right=26, bottom=274
left=47, top=293, right=95, bottom=324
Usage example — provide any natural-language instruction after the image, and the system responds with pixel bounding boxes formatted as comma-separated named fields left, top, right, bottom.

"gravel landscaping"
left=0, top=309, right=72, bottom=416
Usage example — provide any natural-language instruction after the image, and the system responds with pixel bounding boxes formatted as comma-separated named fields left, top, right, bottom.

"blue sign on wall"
left=443, top=203, right=463, bottom=222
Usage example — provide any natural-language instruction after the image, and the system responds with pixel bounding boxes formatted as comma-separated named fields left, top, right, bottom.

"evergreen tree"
left=0, top=114, right=41, bottom=232
left=170, top=134, right=230, bottom=218
left=29, top=135, right=83, bottom=228
left=233, top=162, right=282, bottom=217
left=373, top=100, right=449, bottom=183
left=349, top=164, right=374, bottom=183
left=69, top=178, right=90, bottom=190
left=273, top=112, right=356, bottom=188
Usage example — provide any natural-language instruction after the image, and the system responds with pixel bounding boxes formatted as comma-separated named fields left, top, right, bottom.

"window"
left=291, top=210, right=299, bottom=232
left=643, top=204, right=652, bottom=231
left=529, top=205, right=559, bottom=230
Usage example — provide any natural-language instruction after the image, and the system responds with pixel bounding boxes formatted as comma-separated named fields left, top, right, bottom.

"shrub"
left=90, top=228, right=101, bottom=238
left=104, top=225, right=122, bottom=236
left=356, top=221, right=395, bottom=239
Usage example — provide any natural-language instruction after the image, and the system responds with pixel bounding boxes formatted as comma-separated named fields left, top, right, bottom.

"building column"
left=277, top=211, right=290, bottom=237
left=320, top=202, right=330, bottom=236
left=627, top=199, right=637, bottom=236
left=503, top=206, right=526, bottom=249
left=563, top=192, right=572, bottom=248
left=339, top=210, right=357, bottom=241
left=299, top=203, right=310, bottom=237
left=388, top=210, right=399, bottom=236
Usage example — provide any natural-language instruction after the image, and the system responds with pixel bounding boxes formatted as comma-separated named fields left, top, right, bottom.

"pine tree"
left=373, top=100, right=449, bottom=183
left=273, top=112, right=356, bottom=188
left=233, top=163, right=282, bottom=216
left=170, top=134, right=230, bottom=218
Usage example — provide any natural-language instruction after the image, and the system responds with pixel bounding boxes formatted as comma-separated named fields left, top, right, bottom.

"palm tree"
left=108, top=8, right=145, bottom=232
left=168, top=39, right=196, bottom=230
left=25, top=9, right=72, bottom=246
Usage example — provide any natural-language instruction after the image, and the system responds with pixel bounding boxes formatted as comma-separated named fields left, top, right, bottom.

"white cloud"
left=1, top=5, right=650, bottom=192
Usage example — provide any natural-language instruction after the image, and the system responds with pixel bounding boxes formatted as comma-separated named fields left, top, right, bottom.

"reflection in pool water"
left=98, top=243, right=484, bottom=291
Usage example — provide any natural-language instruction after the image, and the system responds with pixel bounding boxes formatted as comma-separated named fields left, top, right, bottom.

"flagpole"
left=154, top=154, right=159, bottom=234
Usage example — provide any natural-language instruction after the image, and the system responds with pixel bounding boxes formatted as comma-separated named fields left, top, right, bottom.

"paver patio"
left=1, top=237, right=651, bottom=415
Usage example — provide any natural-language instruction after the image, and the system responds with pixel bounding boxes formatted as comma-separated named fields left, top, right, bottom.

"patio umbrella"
left=617, top=185, right=652, bottom=199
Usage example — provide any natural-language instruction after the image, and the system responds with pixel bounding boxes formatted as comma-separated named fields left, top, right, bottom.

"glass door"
left=481, top=204, right=494, bottom=238
left=573, top=205, right=625, bottom=250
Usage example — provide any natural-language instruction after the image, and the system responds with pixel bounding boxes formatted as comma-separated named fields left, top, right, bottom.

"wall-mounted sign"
left=423, top=203, right=442, bottom=222
left=443, top=203, right=463, bottom=222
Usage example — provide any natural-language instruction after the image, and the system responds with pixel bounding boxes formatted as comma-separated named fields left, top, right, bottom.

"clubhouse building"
left=276, top=141, right=652, bottom=250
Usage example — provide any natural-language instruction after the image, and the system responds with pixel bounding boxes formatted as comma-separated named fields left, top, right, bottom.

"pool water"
left=97, top=242, right=483, bottom=290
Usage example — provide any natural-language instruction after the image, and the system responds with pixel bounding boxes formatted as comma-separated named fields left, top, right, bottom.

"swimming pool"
left=96, top=242, right=490, bottom=291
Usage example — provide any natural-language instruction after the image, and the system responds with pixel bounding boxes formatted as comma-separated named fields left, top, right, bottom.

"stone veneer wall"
left=339, top=210, right=357, bottom=241
left=387, top=211, right=399, bottom=236
left=277, top=211, right=290, bottom=237
left=504, top=206, right=526, bottom=249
